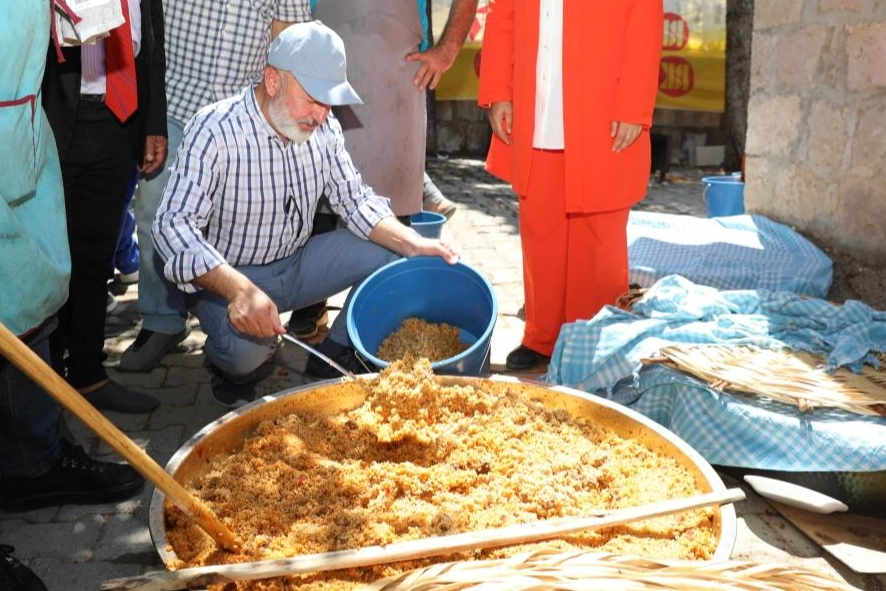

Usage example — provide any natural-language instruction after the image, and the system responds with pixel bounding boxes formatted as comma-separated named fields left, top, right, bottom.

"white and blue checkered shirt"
left=164, top=0, right=312, bottom=123
left=153, top=87, right=394, bottom=291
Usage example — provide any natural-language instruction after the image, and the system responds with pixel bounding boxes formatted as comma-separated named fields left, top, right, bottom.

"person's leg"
left=187, top=283, right=279, bottom=408
left=51, top=102, right=158, bottom=413
left=0, top=544, right=48, bottom=591
left=563, top=206, right=631, bottom=323
left=0, top=320, right=144, bottom=511
left=278, top=229, right=400, bottom=348
left=0, top=323, right=63, bottom=478
left=113, top=167, right=140, bottom=278
left=280, top=230, right=399, bottom=378
left=511, top=150, right=567, bottom=369
left=287, top=204, right=339, bottom=340
left=189, top=289, right=278, bottom=379
left=422, top=171, right=457, bottom=220
left=119, top=117, right=189, bottom=372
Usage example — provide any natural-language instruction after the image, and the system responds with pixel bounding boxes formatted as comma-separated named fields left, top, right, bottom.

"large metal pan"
left=149, top=375, right=738, bottom=570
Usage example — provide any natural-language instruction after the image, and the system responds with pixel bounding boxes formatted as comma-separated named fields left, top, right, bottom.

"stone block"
left=454, top=99, right=487, bottom=122
left=850, top=104, right=886, bottom=176
left=837, top=178, right=886, bottom=254
left=818, top=0, right=865, bottom=13
left=750, top=31, right=777, bottom=92
left=745, top=95, right=803, bottom=157
left=776, top=25, right=829, bottom=88
left=806, top=100, right=848, bottom=173
left=847, top=21, right=886, bottom=90
left=754, top=2, right=803, bottom=29
left=465, top=121, right=492, bottom=154
left=435, top=100, right=455, bottom=122
left=436, top=123, right=467, bottom=153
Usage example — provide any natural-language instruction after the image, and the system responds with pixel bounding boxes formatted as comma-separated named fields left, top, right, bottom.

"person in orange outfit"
left=478, top=0, right=663, bottom=371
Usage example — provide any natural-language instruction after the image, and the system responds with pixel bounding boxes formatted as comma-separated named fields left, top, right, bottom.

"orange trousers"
left=519, top=150, right=631, bottom=356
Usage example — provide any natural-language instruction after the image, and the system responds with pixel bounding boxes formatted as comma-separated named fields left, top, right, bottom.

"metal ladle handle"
left=280, top=332, right=356, bottom=379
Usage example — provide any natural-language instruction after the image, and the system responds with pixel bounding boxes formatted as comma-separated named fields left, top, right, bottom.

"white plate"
left=743, top=475, right=849, bottom=514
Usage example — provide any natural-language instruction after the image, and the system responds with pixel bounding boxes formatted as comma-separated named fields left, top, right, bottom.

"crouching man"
left=152, top=21, right=458, bottom=407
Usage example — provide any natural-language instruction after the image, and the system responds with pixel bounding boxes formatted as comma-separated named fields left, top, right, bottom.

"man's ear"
left=264, top=67, right=281, bottom=97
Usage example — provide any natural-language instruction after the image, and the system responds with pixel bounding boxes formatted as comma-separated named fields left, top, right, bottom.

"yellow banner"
left=434, top=0, right=726, bottom=113
left=658, top=0, right=726, bottom=112
left=433, top=0, right=486, bottom=101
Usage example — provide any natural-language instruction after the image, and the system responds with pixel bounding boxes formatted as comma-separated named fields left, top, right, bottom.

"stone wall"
left=746, top=0, right=886, bottom=258
left=430, top=99, right=492, bottom=156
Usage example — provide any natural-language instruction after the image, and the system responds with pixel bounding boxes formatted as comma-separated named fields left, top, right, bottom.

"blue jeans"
left=134, top=116, right=187, bottom=334
left=113, top=167, right=139, bottom=276
left=0, top=321, right=63, bottom=477
left=189, top=229, right=398, bottom=377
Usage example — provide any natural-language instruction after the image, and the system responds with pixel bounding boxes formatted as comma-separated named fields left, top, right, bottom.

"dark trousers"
left=50, top=98, right=134, bottom=388
left=0, top=320, right=64, bottom=477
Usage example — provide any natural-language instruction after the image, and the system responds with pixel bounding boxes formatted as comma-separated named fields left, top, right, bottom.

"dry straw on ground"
left=362, top=549, right=861, bottom=591
left=645, top=344, right=886, bottom=416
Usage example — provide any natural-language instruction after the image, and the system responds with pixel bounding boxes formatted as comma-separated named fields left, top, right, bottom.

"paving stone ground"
left=1, top=158, right=883, bottom=591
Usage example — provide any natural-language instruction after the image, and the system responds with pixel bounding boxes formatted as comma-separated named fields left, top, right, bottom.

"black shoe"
left=80, top=380, right=160, bottom=414
left=505, top=345, right=551, bottom=371
left=287, top=301, right=329, bottom=340
left=209, top=373, right=256, bottom=409
left=0, top=545, right=47, bottom=591
left=304, top=339, right=373, bottom=379
left=118, top=327, right=190, bottom=372
left=207, top=350, right=282, bottom=408
left=206, top=364, right=260, bottom=409
left=0, top=441, right=145, bottom=512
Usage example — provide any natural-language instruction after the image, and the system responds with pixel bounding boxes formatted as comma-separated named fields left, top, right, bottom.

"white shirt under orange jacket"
left=478, top=0, right=663, bottom=214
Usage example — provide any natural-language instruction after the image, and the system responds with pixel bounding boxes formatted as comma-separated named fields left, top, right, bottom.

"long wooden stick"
left=101, top=488, right=745, bottom=591
left=0, top=321, right=240, bottom=552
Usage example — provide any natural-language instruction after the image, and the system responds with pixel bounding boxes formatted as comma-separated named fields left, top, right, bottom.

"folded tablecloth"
left=546, top=275, right=886, bottom=471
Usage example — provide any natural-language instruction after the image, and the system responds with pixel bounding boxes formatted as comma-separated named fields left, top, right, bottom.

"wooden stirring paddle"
left=102, top=488, right=744, bottom=591
left=0, top=320, right=240, bottom=552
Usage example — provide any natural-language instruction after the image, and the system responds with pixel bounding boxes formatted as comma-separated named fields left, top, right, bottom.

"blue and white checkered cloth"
left=545, top=275, right=886, bottom=471
left=628, top=212, right=834, bottom=297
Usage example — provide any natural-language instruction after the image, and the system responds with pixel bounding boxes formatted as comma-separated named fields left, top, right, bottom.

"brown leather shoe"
left=505, top=345, right=551, bottom=371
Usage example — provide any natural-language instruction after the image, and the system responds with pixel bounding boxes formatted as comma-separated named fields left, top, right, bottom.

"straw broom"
left=644, top=344, right=886, bottom=416
left=362, top=549, right=862, bottom=591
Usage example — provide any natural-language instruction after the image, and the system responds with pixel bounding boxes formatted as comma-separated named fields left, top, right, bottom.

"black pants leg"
left=50, top=100, right=134, bottom=389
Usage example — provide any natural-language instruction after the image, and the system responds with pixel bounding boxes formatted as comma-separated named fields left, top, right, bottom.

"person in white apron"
left=314, top=0, right=427, bottom=218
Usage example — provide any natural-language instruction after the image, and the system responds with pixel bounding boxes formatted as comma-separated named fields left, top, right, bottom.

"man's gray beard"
left=267, top=99, right=314, bottom=144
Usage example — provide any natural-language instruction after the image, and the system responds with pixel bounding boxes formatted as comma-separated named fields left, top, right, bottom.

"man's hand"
left=488, top=101, right=513, bottom=145
left=139, top=135, right=168, bottom=174
left=610, top=121, right=643, bottom=153
left=194, top=264, right=285, bottom=338
left=368, top=217, right=460, bottom=265
left=408, top=236, right=460, bottom=264
left=406, top=43, right=459, bottom=90
left=407, top=0, right=478, bottom=90
left=227, top=284, right=285, bottom=338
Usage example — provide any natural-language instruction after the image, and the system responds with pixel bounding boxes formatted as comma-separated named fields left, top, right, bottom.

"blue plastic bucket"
left=347, top=257, right=498, bottom=376
left=410, top=211, right=447, bottom=238
left=701, top=175, right=745, bottom=217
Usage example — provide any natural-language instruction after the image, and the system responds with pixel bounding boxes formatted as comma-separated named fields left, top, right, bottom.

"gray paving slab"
left=2, top=159, right=883, bottom=590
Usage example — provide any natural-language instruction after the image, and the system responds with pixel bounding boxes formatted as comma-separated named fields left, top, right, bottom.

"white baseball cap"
left=267, top=21, right=363, bottom=106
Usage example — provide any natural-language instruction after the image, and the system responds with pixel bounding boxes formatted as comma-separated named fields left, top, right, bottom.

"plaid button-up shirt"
left=164, top=0, right=311, bottom=123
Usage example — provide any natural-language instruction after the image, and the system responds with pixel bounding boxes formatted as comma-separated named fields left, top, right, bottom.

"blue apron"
left=0, top=1, right=71, bottom=335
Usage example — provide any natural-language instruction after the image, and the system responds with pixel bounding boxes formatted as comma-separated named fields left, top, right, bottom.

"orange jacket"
left=478, top=0, right=663, bottom=213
